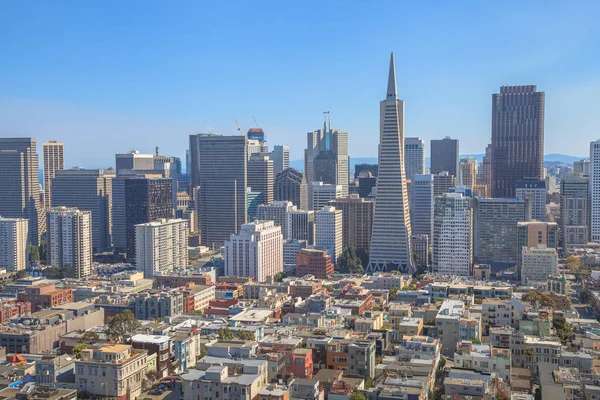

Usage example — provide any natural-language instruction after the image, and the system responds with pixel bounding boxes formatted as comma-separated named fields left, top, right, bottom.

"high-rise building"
left=315, top=206, right=343, bottom=265
left=474, top=198, right=530, bottom=268
left=0, top=138, right=40, bottom=245
left=224, top=220, right=283, bottom=282
left=404, top=137, right=426, bottom=180
left=328, top=195, right=373, bottom=253
left=432, top=193, right=473, bottom=276
left=521, top=245, right=558, bottom=285
left=51, top=169, right=113, bottom=252
left=430, top=137, right=459, bottom=176
left=311, top=182, right=342, bottom=211
left=247, top=154, right=273, bottom=206
left=491, top=85, right=545, bottom=198
left=42, top=141, right=64, bottom=209
left=125, top=178, right=173, bottom=262
left=47, top=207, right=92, bottom=278
left=560, top=174, right=589, bottom=250
left=271, top=145, right=290, bottom=178
left=411, top=234, right=429, bottom=268
left=516, top=178, right=547, bottom=222
left=115, top=151, right=154, bottom=175
left=189, top=134, right=247, bottom=247
left=516, top=221, right=558, bottom=272
left=284, top=239, right=308, bottom=266
left=287, top=210, right=315, bottom=245
left=367, top=53, right=413, bottom=274
left=357, top=172, right=377, bottom=199
left=305, top=119, right=349, bottom=198
left=274, top=168, right=308, bottom=210
left=296, top=248, right=334, bottom=280
left=410, top=174, right=434, bottom=238
left=433, top=171, right=456, bottom=197
left=590, top=140, right=600, bottom=243
left=460, top=159, right=476, bottom=188
left=479, top=144, right=492, bottom=188
left=354, top=164, right=378, bottom=179
left=135, top=219, right=188, bottom=278
left=573, top=159, right=591, bottom=176
left=0, top=217, right=28, bottom=271
left=257, top=201, right=295, bottom=239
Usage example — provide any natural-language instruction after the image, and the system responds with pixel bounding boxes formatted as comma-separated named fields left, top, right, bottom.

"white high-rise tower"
left=590, top=140, right=600, bottom=242
left=367, top=53, right=413, bottom=273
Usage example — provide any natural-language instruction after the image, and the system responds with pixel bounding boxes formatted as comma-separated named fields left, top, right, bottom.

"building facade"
left=257, top=201, right=295, bottom=240
left=516, top=178, right=547, bottom=222
left=433, top=171, right=456, bottom=197
left=135, top=218, right=189, bottom=278
left=591, top=140, right=600, bottom=242
left=561, top=174, right=589, bottom=249
left=296, top=248, right=334, bottom=279
left=42, top=141, right=64, bottom=210
left=287, top=210, right=315, bottom=245
left=311, top=182, right=342, bottom=211
left=410, top=174, right=434, bottom=238
left=0, top=217, right=28, bottom=271
left=47, top=207, right=93, bottom=278
left=521, top=245, right=558, bottom=285
left=247, top=154, right=274, bottom=207
left=274, top=168, right=308, bottom=210
left=270, top=145, right=290, bottom=178
left=404, top=137, right=426, bottom=180
left=315, top=206, right=343, bottom=266
left=328, top=195, right=374, bottom=253
left=431, top=137, right=459, bottom=176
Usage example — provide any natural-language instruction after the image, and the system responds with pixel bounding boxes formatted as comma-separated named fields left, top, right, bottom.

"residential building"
left=257, top=201, right=295, bottom=239
left=248, top=153, right=274, bottom=206
left=47, top=207, right=92, bottom=278
left=431, top=137, right=459, bottom=176
left=134, top=290, right=184, bottom=320
left=51, top=168, right=113, bottom=252
left=315, top=206, right=343, bottom=265
left=367, top=53, right=413, bottom=274
left=560, top=173, right=589, bottom=249
left=35, top=353, right=77, bottom=388
left=0, top=217, right=28, bottom=271
left=296, top=248, right=334, bottom=279
left=131, top=334, right=171, bottom=378
left=516, top=221, right=558, bottom=270
left=42, top=141, right=64, bottom=209
left=521, top=245, right=558, bottom=285
left=287, top=210, right=316, bottom=245
left=274, top=168, right=308, bottom=210
left=348, top=340, right=376, bottom=378
left=433, top=171, right=456, bottom=197
left=328, top=195, right=373, bottom=253
left=591, top=140, right=600, bottom=242
left=491, top=85, right=545, bottom=198
left=460, top=158, right=476, bottom=188
left=76, top=344, right=148, bottom=400
left=410, top=174, right=434, bottom=238
left=224, top=220, right=283, bottom=282
left=189, top=134, right=247, bottom=247
left=271, top=145, right=290, bottom=178
left=311, top=182, right=342, bottom=211
left=516, top=178, right=547, bottom=222
left=0, top=138, right=40, bottom=244
left=432, top=193, right=472, bottom=276
left=135, top=218, right=188, bottom=278
left=404, top=137, right=426, bottom=180
left=181, top=362, right=268, bottom=400
left=436, top=300, right=465, bottom=356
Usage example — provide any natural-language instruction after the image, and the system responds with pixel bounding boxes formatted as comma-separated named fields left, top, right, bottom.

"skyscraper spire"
left=387, top=52, right=397, bottom=99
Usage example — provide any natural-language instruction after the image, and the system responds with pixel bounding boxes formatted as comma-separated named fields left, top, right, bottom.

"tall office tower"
left=591, top=140, right=600, bottom=242
left=115, top=151, right=154, bottom=175
left=125, top=178, right=173, bottom=262
left=274, top=168, right=308, bottom=209
left=247, top=154, right=273, bottom=206
left=185, top=149, right=191, bottom=176
left=135, top=218, right=188, bottom=278
left=460, top=159, right=476, bottom=188
left=328, top=195, right=374, bottom=253
left=51, top=169, right=112, bottom=252
left=189, top=134, right=247, bottom=247
left=430, top=137, right=459, bottom=176
left=404, top=138, right=426, bottom=180
left=257, top=201, right=295, bottom=239
left=153, top=154, right=179, bottom=211
left=573, top=159, right=591, bottom=176
left=47, top=207, right=92, bottom=278
left=357, top=172, right=377, bottom=198
left=479, top=144, right=492, bottom=187
left=516, top=178, right=547, bottom=222
left=271, top=145, right=290, bottom=178
left=287, top=210, right=315, bottom=245
left=516, top=221, right=558, bottom=271
left=311, top=182, right=342, bottom=211
left=305, top=118, right=349, bottom=198
left=491, top=85, right=545, bottom=198
left=0, top=138, right=40, bottom=245
left=410, top=174, right=434, bottom=238
left=354, top=164, right=378, bottom=179
left=0, top=218, right=28, bottom=271
left=42, top=141, right=64, bottom=209
left=411, top=234, right=429, bottom=268
left=224, top=220, right=283, bottom=282
left=315, top=206, right=343, bottom=265
left=432, top=193, right=473, bottom=276
left=474, top=198, right=530, bottom=269
left=433, top=172, right=456, bottom=197
left=521, top=245, right=558, bottom=285
left=367, top=53, right=413, bottom=274
left=560, top=174, right=589, bottom=250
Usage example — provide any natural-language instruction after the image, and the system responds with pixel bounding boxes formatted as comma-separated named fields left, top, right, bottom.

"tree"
left=107, top=309, right=140, bottom=343
left=28, top=244, right=40, bottom=263
left=15, top=270, right=28, bottom=280
left=274, top=272, right=285, bottom=282
left=522, top=290, right=556, bottom=309
left=199, top=349, right=206, bottom=359
left=389, top=287, right=399, bottom=300
left=236, top=330, right=255, bottom=341
left=364, top=377, right=374, bottom=389
left=376, top=356, right=383, bottom=364
left=325, top=284, right=335, bottom=292
left=44, top=266, right=64, bottom=279
left=82, top=331, right=99, bottom=342
left=553, top=315, right=573, bottom=344
left=565, top=256, right=582, bottom=271
left=218, top=327, right=235, bottom=340
left=349, top=389, right=366, bottom=400
left=338, top=246, right=364, bottom=274
left=39, top=239, right=47, bottom=264
left=72, top=343, right=87, bottom=359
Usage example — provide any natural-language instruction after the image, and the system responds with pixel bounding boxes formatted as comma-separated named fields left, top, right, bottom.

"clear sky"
left=1, top=1, right=599, bottom=169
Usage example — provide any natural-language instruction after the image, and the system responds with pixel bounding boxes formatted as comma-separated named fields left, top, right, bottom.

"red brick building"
left=0, top=301, right=31, bottom=323
left=296, top=249, right=334, bottom=279
left=17, top=284, right=73, bottom=311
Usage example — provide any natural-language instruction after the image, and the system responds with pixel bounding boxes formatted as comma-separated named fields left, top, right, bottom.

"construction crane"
left=253, top=116, right=259, bottom=129
left=233, top=118, right=244, bottom=135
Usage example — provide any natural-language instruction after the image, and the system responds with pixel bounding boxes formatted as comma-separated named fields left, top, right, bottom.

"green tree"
left=389, top=287, right=399, bottom=300
left=522, top=290, right=556, bottom=309
left=28, top=244, right=40, bottom=263
left=72, top=343, right=87, bottom=359
left=15, top=270, right=28, bottom=280
left=218, top=327, right=235, bottom=340
left=364, top=377, right=374, bottom=389
left=44, top=266, right=64, bottom=279
left=199, top=349, right=206, bottom=359
left=553, top=315, right=573, bottom=344
left=565, top=256, right=581, bottom=271
left=338, top=246, right=364, bottom=274
left=349, top=389, right=366, bottom=400
left=107, top=309, right=140, bottom=343
left=274, top=272, right=285, bottom=282
left=82, top=331, right=99, bottom=342
left=39, top=239, right=47, bottom=264
left=324, top=284, right=335, bottom=292
left=236, top=330, right=255, bottom=341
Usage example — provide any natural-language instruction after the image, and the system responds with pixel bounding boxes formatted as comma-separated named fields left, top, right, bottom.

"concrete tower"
left=42, top=141, right=64, bottom=208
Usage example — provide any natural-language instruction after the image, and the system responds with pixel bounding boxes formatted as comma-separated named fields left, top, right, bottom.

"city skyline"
left=1, top=2, right=600, bottom=167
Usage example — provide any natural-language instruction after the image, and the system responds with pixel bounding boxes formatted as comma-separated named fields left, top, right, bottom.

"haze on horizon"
left=1, top=1, right=599, bottom=168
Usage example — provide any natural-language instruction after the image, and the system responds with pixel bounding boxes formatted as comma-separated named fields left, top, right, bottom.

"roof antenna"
left=155, top=146, right=159, bottom=156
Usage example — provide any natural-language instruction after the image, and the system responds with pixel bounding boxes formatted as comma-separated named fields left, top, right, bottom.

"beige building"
left=460, top=159, right=476, bottom=188
left=76, top=344, right=148, bottom=400
left=47, top=207, right=92, bottom=278
left=328, top=195, right=374, bottom=253
left=135, top=218, right=189, bottom=278
left=0, top=217, right=28, bottom=271
left=521, top=244, right=558, bottom=285
left=42, top=141, right=64, bottom=209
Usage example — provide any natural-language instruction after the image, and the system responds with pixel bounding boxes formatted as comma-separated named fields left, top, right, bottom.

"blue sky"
left=1, top=1, right=599, bottom=169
